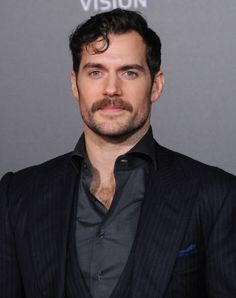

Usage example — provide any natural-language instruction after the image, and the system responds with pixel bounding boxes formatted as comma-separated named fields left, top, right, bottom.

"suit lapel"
left=28, top=160, right=79, bottom=297
left=131, top=146, right=200, bottom=298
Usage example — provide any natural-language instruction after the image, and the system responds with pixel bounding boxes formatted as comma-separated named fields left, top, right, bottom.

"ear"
left=150, top=70, right=165, bottom=103
left=71, top=70, right=79, bottom=102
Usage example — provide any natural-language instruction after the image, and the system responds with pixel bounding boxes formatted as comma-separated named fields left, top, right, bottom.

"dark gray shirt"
left=71, top=128, right=156, bottom=298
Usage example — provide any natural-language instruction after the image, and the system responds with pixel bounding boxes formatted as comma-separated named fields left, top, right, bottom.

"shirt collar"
left=125, top=126, right=157, bottom=168
left=71, top=126, right=157, bottom=171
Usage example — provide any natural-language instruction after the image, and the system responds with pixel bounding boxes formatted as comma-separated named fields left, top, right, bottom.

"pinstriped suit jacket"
left=1, top=142, right=236, bottom=298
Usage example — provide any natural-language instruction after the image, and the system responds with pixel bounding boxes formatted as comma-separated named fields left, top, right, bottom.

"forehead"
left=80, top=31, right=148, bottom=67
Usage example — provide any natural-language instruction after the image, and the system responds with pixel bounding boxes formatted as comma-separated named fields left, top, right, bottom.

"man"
left=0, top=8, right=236, bottom=298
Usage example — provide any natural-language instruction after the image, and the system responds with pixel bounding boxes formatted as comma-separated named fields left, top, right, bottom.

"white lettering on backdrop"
left=80, top=0, right=147, bottom=12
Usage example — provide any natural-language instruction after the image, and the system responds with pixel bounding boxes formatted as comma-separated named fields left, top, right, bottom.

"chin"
left=89, top=122, right=148, bottom=141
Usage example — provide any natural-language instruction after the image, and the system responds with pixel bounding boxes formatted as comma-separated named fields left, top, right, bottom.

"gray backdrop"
left=1, top=0, right=236, bottom=177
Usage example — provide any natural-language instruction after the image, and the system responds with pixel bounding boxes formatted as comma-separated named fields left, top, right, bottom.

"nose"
left=103, top=74, right=122, bottom=97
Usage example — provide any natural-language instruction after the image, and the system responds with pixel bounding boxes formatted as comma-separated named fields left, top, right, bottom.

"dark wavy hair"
left=69, top=9, right=161, bottom=81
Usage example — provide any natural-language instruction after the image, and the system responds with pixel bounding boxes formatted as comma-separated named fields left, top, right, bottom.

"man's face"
left=71, top=31, right=164, bottom=140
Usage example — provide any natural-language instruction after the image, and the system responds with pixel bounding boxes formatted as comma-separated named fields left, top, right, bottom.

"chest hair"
left=89, top=172, right=116, bottom=209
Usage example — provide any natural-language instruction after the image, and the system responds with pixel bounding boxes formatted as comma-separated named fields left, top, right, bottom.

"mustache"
left=91, top=98, right=133, bottom=113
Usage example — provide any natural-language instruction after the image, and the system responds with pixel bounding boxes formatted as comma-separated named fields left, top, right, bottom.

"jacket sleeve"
left=205, top=175, right=236, bottom=297
left=0, top=173, right=25, bottom=298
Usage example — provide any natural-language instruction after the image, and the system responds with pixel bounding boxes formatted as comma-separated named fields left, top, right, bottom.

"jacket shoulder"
left=11, top=152, right=72, bottom=177
left=156, top=142, right=236, bottom=184
left=0, top=152, right=75, bottom=207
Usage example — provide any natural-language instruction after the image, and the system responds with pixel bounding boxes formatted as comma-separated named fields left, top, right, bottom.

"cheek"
left=125, top=80, right=151, bottom=97
left=77, top=89, right=96, bottom=107
left=127, top=87, right=151, bottom=107
left=78, top=81, right=103, bottom=101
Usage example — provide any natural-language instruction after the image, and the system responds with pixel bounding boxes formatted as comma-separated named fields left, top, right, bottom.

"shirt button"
left=98, top=229, right=105, bottom=238
left=97, top=270, right=102, bottom=280
left=119, top=158, right=129, bottom=168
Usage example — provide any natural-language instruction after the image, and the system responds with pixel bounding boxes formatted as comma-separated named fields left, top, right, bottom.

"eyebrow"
left=119, top=64, right=145, bottom=72
left=82, top=63, right=104, bottom=70
left=82, top=63, right=145, bottom=72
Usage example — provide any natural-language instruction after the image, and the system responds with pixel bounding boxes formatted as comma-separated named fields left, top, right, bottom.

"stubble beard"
left=80, top=98, right=151, bottom=142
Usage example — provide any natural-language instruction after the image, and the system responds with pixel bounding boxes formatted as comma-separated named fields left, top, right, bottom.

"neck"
left=84, top=124, right=150, bottom=173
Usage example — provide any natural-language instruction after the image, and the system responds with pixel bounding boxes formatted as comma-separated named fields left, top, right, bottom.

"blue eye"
left=89, top=70, right=102, bottom=77
left=125, top=71, right=138, bottom=78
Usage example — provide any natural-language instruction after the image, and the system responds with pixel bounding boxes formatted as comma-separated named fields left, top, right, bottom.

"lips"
left=100, top=105, right=123, bottom=110
left=98, top=104, right=125, bottom=116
